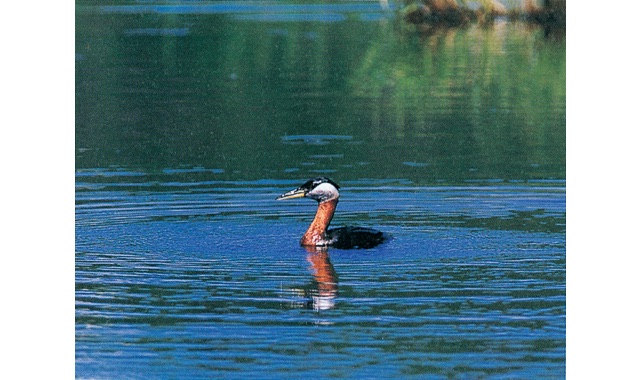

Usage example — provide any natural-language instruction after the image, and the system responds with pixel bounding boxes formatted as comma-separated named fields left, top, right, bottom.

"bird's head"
left=276, top=177, right=341, bottom=203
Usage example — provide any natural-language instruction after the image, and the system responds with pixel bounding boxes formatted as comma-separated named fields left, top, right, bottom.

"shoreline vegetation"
left=398, top=0, right=565, bottom=26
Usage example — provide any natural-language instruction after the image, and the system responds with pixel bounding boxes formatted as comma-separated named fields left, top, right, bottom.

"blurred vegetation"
left=76, top=5, right=564, bottom=183
left=348, top=20, right=565, bottom=181
left=400, top=0, right=565, bottom=26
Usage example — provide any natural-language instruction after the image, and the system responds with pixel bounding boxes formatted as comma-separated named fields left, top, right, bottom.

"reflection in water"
left=76, top=12, right=564, bottom=183
left=283, top=247, right=338, bottom=312
left=350, top=21, right=565, bottom=181
left=76, top=182, right=565, bottom=378
left=306, top=246, right=338, bottom=311
left=75, top=3, right=565, bottom=377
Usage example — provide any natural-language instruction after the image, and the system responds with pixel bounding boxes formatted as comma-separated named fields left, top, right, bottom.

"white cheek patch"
left=308, top=182, right=339, bottom=201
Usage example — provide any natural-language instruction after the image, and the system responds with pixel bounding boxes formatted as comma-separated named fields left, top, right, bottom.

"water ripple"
left=76, top=180, right=564, bottom=378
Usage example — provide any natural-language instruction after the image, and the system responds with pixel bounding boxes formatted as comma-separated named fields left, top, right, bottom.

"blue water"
left=76, top=176, right=565, bottom=379
left=76, top=1, right=565, bottom=377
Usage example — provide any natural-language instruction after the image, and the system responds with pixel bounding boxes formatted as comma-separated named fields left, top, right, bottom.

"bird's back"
left=326, top=226, right=386, bottom=249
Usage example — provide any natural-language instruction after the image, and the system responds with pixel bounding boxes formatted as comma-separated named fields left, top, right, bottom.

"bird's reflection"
left=282, top=247, right=338, bottom=311
left=305, top=246, right=338, bottom=311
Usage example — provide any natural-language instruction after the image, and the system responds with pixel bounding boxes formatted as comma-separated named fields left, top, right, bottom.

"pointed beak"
left=276, top=187, right=307, bottom=200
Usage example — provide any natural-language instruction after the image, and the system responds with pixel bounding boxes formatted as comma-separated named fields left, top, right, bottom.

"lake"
left=76, top=1, right=565, bottom=378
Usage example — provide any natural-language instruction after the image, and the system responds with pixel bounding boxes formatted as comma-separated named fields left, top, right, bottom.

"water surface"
left=76, top=1, right=565, bottom=182
left=76, top=177, right=564, bottom=378
left=76, top=2, right=565, bottom=378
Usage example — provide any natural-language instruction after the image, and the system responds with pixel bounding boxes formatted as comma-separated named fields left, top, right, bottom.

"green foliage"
left=76, top=10, right=565, bottom=182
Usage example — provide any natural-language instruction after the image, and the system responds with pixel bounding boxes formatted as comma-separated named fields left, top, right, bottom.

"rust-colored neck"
left=300, top=199, right=338, bottom=246
left=306, top=248, right=337, bottom=297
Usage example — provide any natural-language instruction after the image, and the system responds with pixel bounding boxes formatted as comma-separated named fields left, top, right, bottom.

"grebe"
left=276, top=177, right=386, bottom=249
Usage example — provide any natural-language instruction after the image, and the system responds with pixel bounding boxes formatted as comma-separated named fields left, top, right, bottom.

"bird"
left=276, top=177, right=386, bottom=249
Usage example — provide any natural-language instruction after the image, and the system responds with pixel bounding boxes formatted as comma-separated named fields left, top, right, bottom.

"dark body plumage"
left=326, top=226, right=386, bottom=249
left=277, top=177, right=387, bottom=249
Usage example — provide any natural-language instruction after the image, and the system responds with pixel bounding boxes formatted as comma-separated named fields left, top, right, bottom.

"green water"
left=76, top=3, right=565, bottom=378
left=76, top=4, right=565, bottom=183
